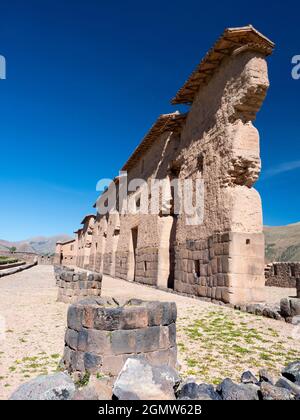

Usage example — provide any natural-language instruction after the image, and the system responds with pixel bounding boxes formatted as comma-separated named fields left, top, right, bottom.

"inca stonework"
left=56, top=25, right=276, bottom=305
left=55, top=266, right=102, bottom=304
left=265, top=262, right=300, bottom=288
left=62, top=298, right=177, bottom=377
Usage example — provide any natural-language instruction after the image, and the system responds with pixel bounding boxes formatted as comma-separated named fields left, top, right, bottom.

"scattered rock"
left=241, top=371, right=259, bottom=385
left=259, top=368, right=277, bottom=385
left=291, top=316, right=300, bottom=326
left=113, top=356, right=180, bottom=400
left=276, top=377, right=300, bottom=397
left=280, top=298, right=291, bottom=318
left=217, top=378, right=259, bottom=400
left=280, top=298, right=300, bottom=319
left=260, top=382, right=294, bottom=400
left=282, top=361, right=300, bottom=383
left=10, top=373, right=75, bottom=400
left=177, top=381, right=220, bottom=400
left=73, top=387, right=98, bottom=400
left=72, top=375, right=113, bottom=400
left=262, top=306, right=282, bottom=320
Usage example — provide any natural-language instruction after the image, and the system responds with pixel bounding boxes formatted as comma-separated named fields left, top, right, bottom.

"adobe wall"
left=55, top=240, right=76, bottom=267
left=76, top=27, right=275, bottom=306
left=265, top=262, right=300, bottom=288
left=37, top=255, right=55, bottom=265
left=112, top=131, right=181, bottom=286
left=77, top=217, right=95, bottom=270
left=92, top=52, right=270, bottom=304
left=173, top=52, right=269, bottom=304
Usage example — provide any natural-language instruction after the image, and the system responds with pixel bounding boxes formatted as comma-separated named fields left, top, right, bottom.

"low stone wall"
left=0, top=251, right=37, bottom=264
left=55, top=266, right=102, bottom=304
left=265, top=262, right=300, bottom=288
left=37, top=255, right=55, bottom=265
left=0, top=261, right=38, bottom=278
left=0, top=261, right=26, bottom=271
left=62, top=297, right=177, bottom=378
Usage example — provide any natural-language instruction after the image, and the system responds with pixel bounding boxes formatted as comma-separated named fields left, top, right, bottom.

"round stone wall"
left=55, top=267, right=102, bottom=304
left=62, top=297, right=177, bottom=378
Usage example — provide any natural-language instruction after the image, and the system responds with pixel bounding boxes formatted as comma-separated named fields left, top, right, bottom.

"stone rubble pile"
left=10, top=357, right=300, bottom=401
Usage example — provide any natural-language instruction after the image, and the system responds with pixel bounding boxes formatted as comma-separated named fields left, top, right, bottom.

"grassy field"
left=177, top=306, right=300, bottom=384
left=0, top=256, right=19, bottom=265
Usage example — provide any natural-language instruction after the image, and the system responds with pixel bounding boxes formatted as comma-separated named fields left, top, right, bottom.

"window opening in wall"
left=168, top=161, right=181, bottom=178
left=246, top=239, right=250, bottom=245
left=198, top=154, right=204, bottom=173
left=290, top=265, right=296, bottom=277
left=194, top=260, right=201, bottom=277
left=144, top=261, right=148, bottom=272
left=135, top=195, right=141, bottom=211
left=274, top=265, right=278, bottom=276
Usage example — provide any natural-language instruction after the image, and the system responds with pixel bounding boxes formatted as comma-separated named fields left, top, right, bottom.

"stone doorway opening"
left=128, top=226, right=138, bottom=282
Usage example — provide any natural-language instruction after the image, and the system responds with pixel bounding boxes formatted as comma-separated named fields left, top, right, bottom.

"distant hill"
left=0, top=235, right=73, bottom=256
left=264, top=222, right=300, bottom=263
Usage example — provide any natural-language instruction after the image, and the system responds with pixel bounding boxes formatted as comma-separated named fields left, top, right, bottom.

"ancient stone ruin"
left=265, top=262, right=300, bottom=288
left=55, top=266, right=102, bottom=304
left=62, top=297, right=177, bottom=378
left=55, top=25, right=276, bottom=306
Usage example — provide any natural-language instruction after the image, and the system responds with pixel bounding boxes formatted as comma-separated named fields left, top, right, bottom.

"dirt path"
left=0, top=265, right=299, bottom=399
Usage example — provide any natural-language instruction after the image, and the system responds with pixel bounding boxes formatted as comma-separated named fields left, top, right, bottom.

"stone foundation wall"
left=174, top=233, right=230, bottom=302
left=55, top=266, right=102, bottom=304
left=265, top=262, right=300, bottom=288
left=94, top=252, right=102, bottom=273
left=103, top=253, right=112, bottom=275
left=135, top=247, right=159, bottom=286
left=88, top=253, right=95, bottom=272
left=115, top=251, right=129, bottom=280
left=62, top=298, right=177, bottom=378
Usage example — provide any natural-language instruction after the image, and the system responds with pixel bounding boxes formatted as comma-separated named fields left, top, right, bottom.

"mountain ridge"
left=0, top=234, right=73, bottom=255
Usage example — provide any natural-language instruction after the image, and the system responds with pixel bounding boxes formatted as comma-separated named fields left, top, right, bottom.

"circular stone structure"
left=62, top=297, right=177, bottom=378
left=55, top=266, right=102, bottom=304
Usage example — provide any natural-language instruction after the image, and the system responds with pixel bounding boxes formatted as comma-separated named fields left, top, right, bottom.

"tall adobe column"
left=172, top=26, right=275, bottom=305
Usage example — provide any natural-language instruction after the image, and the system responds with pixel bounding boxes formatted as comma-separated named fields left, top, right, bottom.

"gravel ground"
left=0, top=265, right=299, bottom=399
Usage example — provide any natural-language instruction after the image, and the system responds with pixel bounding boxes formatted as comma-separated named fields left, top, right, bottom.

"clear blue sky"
left=0, top=0, right=299, bottom=241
